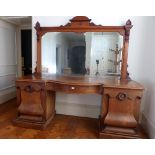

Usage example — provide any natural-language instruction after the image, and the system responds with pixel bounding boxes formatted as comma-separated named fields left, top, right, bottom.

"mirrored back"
left=42, top=32, right=123, bottom=76
left=35, top=16, right=133, bottom=79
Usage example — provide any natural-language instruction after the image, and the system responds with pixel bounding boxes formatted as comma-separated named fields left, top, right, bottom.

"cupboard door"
left=13, top=81, right=56, bottom=129
left=16, top=81, right=46, bottom=121
left=99, top=87, right=143, bottom=138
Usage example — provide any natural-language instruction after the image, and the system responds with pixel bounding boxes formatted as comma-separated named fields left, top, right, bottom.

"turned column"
left=121, top=20, right=133, bottom=80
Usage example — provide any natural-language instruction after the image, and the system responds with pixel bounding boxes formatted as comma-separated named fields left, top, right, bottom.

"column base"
left=12, top=111, right=56, bottom=130
left=99, top=125, right=148, bottom=139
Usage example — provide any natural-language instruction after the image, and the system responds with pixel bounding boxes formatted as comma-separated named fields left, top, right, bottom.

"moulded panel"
left=0, top=27, right=16, bottom=66
left=0, top=74, right=16, bottom=90
left=0, top=65, right=17, bottom=75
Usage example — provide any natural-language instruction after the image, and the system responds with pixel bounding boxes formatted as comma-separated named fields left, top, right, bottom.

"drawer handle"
left=71, top=86, right=75, bottom=90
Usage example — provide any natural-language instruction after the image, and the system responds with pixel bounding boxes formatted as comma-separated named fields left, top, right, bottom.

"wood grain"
left=0, top=99, right=98, bottom=139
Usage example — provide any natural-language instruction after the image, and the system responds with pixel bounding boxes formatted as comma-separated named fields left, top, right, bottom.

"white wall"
left=128, top=17, right=155, bottom=138
left=0, top=18, right=32, bottom=104
left=32, top=16, right=155, bottom=138
left=0, top=20, right=17, bottom=104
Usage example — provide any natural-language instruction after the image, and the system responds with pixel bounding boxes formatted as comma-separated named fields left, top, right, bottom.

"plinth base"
left=13, top=111, right=55, bottom=130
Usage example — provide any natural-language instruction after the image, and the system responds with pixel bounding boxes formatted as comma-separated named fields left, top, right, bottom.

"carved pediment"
left=70, top=16, right=91, bottom=22
left=61, top=16, right=102, bottom=27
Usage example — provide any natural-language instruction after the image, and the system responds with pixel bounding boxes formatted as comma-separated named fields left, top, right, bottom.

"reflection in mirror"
left=41, top=32, right=123, bottom=76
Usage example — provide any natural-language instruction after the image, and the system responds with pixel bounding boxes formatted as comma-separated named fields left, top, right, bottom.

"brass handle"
left=71, top=86, right=75, bottom=90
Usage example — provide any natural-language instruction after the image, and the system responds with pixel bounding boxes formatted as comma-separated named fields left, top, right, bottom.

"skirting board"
left=141, top=113, right=155, bottom=138
left=0, top=90, right=16, bottom=104
left=55, top=101, right=100, bottom=119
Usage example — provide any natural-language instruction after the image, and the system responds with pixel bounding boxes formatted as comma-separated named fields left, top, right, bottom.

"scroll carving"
left=116, top=92, right=142, bottom=101
left=116, top=92, right=127, bottom=101
left=16, top=82, right=45, bottom=93
left=24, top=85, right=35, bottom=93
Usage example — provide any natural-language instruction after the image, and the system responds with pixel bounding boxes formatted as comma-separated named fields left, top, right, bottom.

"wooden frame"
left=34, top=16, right=133, bottom=80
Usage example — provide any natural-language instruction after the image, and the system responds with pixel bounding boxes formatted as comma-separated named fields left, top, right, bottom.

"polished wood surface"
left=14, top=74, right=145, bottom=138
left=16, top=74, right=144, bottom=89
left=35, top=16, right=132, bottom=80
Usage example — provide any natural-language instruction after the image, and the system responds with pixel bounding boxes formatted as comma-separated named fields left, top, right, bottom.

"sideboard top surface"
left=16, top=74, right=144, bottom=90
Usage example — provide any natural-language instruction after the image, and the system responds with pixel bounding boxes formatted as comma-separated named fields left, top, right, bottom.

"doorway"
left=69, top=46, right=86, bottom=74
left=21, top=30, right=32, bottom=75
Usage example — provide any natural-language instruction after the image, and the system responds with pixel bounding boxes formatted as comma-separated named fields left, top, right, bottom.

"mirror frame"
left=34, top=16, right=133, bottom=80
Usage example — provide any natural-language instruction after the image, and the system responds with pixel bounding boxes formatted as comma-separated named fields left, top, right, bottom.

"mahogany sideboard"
left=13, top=74, right=145, bottom=138
left=12, top=16, right=147, bottom=138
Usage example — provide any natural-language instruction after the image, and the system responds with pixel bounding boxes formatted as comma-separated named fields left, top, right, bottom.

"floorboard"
left=0, top=99, right=98, bottom=139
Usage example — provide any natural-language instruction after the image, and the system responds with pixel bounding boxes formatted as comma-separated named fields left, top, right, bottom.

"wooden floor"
left=0, top=99, right=98, bottom=139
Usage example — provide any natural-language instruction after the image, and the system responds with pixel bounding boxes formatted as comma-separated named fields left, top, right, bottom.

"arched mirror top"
left=34, top=16, right=133, bottom=80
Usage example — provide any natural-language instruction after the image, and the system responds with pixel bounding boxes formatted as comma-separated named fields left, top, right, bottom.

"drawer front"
left=46, top=82, right=102, bottom=94
left=104, top=88, right=143, bottom=101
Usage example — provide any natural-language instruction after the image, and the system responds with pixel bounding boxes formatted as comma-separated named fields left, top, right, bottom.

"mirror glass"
left=41, top=32, right=123, bottom=76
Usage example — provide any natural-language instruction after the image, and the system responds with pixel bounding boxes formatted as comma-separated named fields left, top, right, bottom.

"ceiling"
left=0, top=16, right=32, bottom=26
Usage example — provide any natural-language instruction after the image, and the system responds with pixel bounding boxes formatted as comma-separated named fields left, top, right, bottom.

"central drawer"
left=46, top=82, right=102, bottom=94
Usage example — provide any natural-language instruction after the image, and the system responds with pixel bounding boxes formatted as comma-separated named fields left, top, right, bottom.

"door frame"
left=16, top=25, right=32, bottom=77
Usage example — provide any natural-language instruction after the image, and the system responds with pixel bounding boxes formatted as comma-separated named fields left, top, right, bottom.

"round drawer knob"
left=71, top=86, right=75, bottom=90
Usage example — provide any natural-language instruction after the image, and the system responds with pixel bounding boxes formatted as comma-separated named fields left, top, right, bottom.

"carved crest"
left=125, top=19, right=133, bottom=41
left=35, top=22, right=41, bottom=31
left=60, top=16, right=102, bottom=27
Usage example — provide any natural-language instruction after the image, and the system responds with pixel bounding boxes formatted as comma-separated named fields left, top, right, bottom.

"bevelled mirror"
left=41, top=32, right=123, bottom=76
